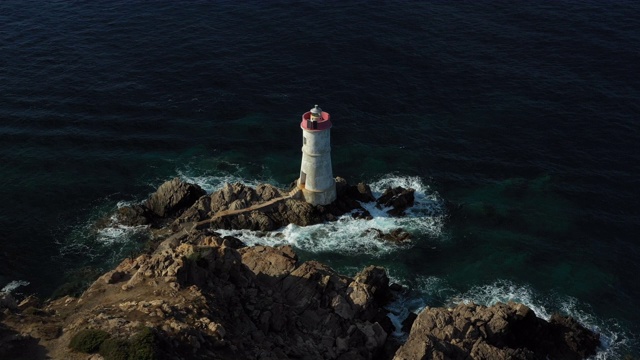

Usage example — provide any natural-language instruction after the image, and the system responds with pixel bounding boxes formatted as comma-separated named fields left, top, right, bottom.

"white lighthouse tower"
left=297, top=105, right=337, bottom=205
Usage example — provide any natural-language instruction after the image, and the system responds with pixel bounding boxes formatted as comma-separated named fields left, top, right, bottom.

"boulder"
left=346, top=182, right=376, bottom=203
left=335, top=176, right=349, bottom=197
left=116, top=204, right=152, bottom=226
left=365, top=228, right=412, bottom=243
left=394, top=301, right=600, bottom=360
left=17, top=295, right=41, bottom=311
left=145, top=178, right=206, bottom=218
left=348, top=266, right=394, bottom=332
left=255, top=183, right=285, bottom=202
left=239, top=245, right=298, bottom=285
left=350, top=266, right=392, bottom=308
left=281, top=261, right=350, bottom=314
left=376, top=187, right=415, bottom=216
left=545, top=314, right=601, bottom=360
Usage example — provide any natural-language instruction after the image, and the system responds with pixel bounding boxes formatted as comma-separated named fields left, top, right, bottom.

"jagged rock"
left=17, top=295, right=41, bottom=311
left=349, top=266, right=392, bottom=312
left=282, top=261, right=350, bottom=313
left=348, top=266, right=394, bottom=333
left=145, top=177, right=206, bottom=218
left=394, top=302, right=600, bottom=360
left=103, top=270, right=127, bottom=284
left=116, top=204, right=152, bottom=226
left=335, top=176, right=349, bottom=197
left=219, top=235, right=246, bottom=249
left=356, top=182, right=376, bottom=202
left=0, top=293, right=17, bottom=310
left=256, top=183, right=285, bottom=202
left=344, top=182, right=376, bottom=203
left=376, top=187, right=415, bottom=216
left=209, top=183, right=257, bottom=213
left=239, top=245, right=298, bottom=285
left=547, top=314, right=601, bottom=359
left=365, top=228, right=412, bottom=243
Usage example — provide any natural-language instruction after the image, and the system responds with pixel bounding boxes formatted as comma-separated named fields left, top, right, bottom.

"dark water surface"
left=1, top=1, right=639, bottom=357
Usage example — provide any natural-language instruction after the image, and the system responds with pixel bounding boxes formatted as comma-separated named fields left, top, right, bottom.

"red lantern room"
left=300, top=104, right=332, bottom=131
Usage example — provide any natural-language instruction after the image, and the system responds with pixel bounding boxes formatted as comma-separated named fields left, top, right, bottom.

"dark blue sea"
left=1, top=1, right=639, bottom=357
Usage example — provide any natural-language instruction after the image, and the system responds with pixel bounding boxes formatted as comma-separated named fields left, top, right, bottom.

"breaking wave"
left=1, top=280, right=30, bottom=294
left=177, top=167, right=275, bottom=194
left=96, top=204, right=150, bottom=245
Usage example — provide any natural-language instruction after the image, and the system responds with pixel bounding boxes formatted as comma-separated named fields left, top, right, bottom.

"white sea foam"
left=96, top=223, right=149, bottom=245
left=453, top=279, right=552, bottom=320
left=56, top=205, right=151, bottom=267
left=1, top=280, right=30, bottom=294
left=116, top=200, right=135, bottom=209
left=218, top=215, right=407, bottom=256
left=367, top=175, right=445, bottom=235
left=177, top=169, right=275, bottom=194
left=216, top=174, right=445, bottom=256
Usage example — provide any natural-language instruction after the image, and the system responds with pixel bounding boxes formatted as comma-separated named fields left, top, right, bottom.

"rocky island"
left=0, top=178, right=600, bottom=360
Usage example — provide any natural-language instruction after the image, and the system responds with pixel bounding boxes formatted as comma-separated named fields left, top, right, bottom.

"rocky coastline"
left=0, top=178, right=600, bottom=359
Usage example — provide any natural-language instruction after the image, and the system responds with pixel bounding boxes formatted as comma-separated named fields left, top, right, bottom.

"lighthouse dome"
left=310, top=105, right=322, bottom=116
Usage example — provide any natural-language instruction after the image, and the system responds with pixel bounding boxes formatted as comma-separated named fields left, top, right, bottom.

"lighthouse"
left=297, top=105, right=337, bottom=205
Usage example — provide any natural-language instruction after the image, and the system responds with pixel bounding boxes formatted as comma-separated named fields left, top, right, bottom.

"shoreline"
left=0, top=178, right=600, bottom=359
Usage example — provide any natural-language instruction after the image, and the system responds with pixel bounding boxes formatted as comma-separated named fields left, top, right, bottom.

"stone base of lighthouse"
left=298, top=180, right=336, bottom=206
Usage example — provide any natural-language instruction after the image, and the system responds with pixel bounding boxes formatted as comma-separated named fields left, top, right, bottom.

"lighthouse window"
left=303, top=137, right=307, bottom=145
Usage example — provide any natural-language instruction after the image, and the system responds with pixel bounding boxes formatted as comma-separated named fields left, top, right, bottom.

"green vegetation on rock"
left=99, top=338, right=130, bottom=360
left=126, top=327, right=157, bottom=360
left=68, top=329, right=109, bottom=353
left=69, top=327, right=157, bottom=360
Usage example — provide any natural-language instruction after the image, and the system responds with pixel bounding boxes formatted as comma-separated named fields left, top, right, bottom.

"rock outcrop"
left=394, top=302, right=600, bottom=360
left=376, top=187, right=415, bottom=217
left=1, top=178, right=601, bottom=360
left=117, top=177, right=206, bottom=226
left=117, top=178, right=420, bottom=234
left=364, top=228, right=412, bottom=244
left=146, top=177, right=207, bottom=218
left=1, top=231, right=393, bottom=360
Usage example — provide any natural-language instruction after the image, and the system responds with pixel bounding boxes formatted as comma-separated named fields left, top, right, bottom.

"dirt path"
left=191, top=188, right=301, bottom=231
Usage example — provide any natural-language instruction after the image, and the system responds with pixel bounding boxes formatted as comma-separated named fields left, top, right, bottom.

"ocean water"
left=1, top=1, right=639, bottom=357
